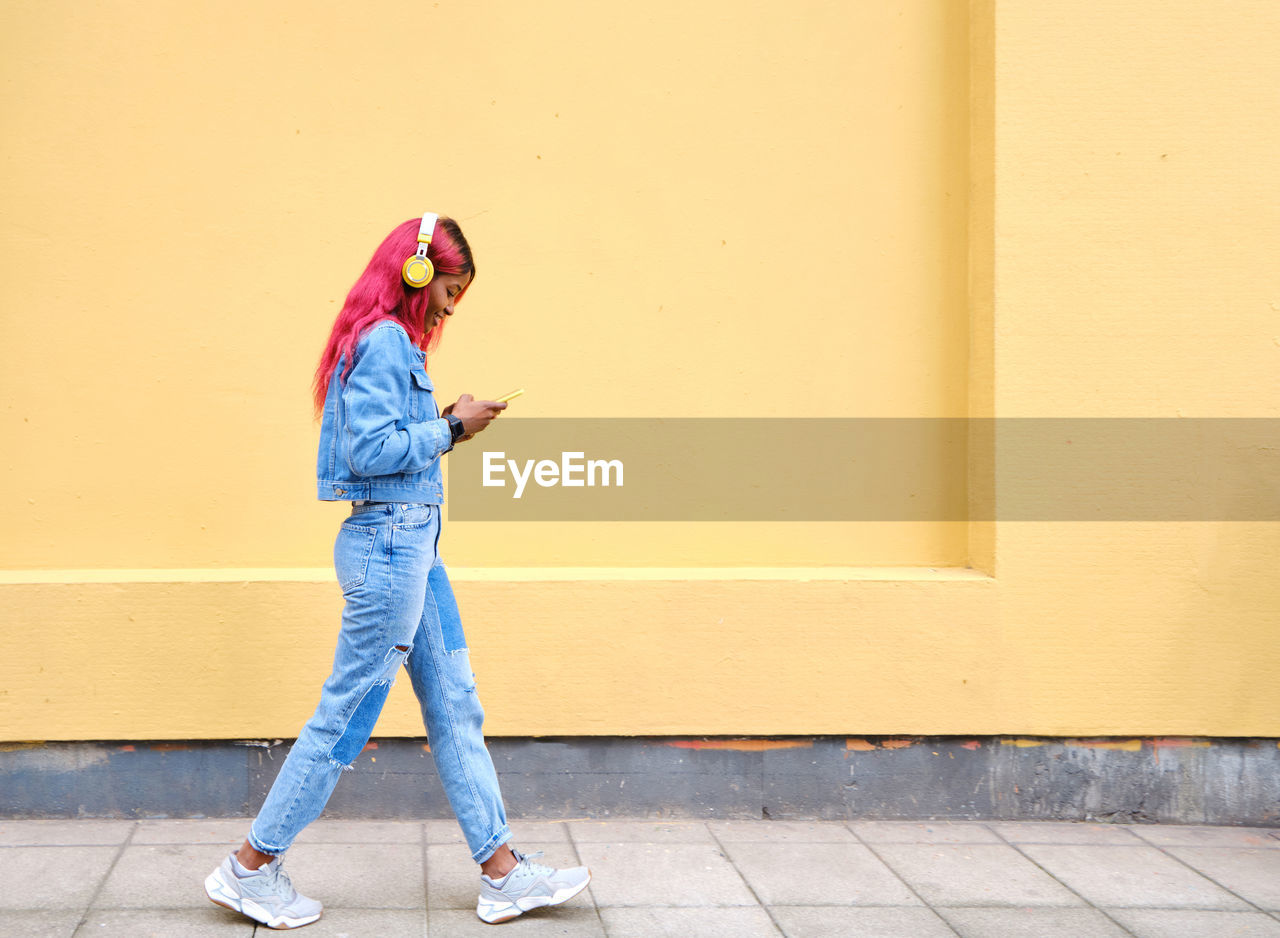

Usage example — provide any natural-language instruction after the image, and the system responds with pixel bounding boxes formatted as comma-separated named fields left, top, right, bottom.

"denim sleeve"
left=341, top=324, right=452, bottom=477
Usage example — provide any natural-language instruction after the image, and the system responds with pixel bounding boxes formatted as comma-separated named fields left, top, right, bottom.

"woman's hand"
left=448, top=394, right=507, bottom=441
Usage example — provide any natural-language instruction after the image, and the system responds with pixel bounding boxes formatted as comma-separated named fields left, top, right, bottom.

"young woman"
left=204, top=214, right=591, bottom=929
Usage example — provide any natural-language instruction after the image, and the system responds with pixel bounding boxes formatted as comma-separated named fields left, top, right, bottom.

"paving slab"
left=710, top=820, right=857, bottom=843
left=870, top=843, right=1084, bottom=907
left=1106, top=908, right=1280, bottom=937
left=0, top=820, right=133, bottom=846
left=573, top=842, right=757, bottom=907
left=937, top=906, right=1130, bottom=937
left=599, top=906, right=782, bottom=937
left=1127, top=826, right=1280, bottom=849
left=135, top=817, right=425, bottom=850
left=422, top=819, right=471, bottom=845
left=1017, top=843, right=1252, bottom=910
left=0, top=845, right=119, bottom=911
left=276, top=842, right=425, bottom=910
left=569, top=820, right=715, bottom=843
left=722, top=841, right=921, bottom=907
left=770, top=906, right=958, bottom=938
left=1164, top=846, right=1280, bottom=910
left=0, top=909, right=83, bottom=938
left=508, top=820, right=576, bottom=845
left=96, top=844, right=236, bottom=910
left=75, top=907, right=255, bottom=936
left=987, top=821, right=1145, bottom=845
left=425, top=841, right=483, bottom=910
left=291, top=819, right=423, bottom=845
left=429, top=906, right=605, bottom=936
left=850, top=821, right=1002, bottom=844
left=282, top=908, right=427, bottom=937
left=427, top=841, right=573, bottom=911
left=423, top=819, right=570, bottom=845
left=132, top=819, right=250, bottom=845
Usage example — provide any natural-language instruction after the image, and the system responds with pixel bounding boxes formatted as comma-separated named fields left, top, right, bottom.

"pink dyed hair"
left=312, top=216, right=475, bottom=415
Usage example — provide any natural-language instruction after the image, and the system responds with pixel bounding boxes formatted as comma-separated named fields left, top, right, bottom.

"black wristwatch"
left=445, top=413, right=466, bottom=446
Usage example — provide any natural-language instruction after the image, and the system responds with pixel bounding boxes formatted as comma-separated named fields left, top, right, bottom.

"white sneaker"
left=476, top=846, right=592, bottom=924
left=205, top=852, right=323, bottom=929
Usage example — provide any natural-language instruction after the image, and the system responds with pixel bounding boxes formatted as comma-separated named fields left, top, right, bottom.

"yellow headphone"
left=401, top=212, right=438, bottom=288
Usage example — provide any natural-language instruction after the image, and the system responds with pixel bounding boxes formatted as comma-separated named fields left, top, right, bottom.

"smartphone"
left=495, top=388, right=525, bottom=404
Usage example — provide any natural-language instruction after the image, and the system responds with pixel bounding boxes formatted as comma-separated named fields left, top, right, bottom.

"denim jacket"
left=316, top=320, right=452, bottom=503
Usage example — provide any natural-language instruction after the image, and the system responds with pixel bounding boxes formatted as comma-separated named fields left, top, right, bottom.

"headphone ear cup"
left=402, top=255, right=435, bottom=288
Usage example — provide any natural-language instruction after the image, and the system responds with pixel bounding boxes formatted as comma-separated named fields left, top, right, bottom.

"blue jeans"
left=249, top=502, right=512, bottom=863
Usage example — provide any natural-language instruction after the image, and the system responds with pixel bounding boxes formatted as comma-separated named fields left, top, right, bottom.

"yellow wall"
left=0, top=0, right=970, bottom=570
left=2, top=1, right=1277, bottom=740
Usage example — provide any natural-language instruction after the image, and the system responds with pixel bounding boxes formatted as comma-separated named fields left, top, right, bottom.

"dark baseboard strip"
left=2, top=736, right=1277, bottom=826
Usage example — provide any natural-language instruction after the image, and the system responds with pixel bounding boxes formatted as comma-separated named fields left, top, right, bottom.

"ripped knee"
left=381, top=642, right=412, bottom=678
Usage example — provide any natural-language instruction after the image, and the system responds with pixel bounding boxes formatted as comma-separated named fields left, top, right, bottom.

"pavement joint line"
left=578, top=901, right=973, bottom=908
left=73, top=903, right=422, bottom=911
left=1138, top=829, right=1278, bottom=918
left=73, top=819, right=137, bottom=936
left=583, top=901, right=989, bottom=909
left=562, top=820, right=610, bottom=936
left=420, top=821, right=431, bottom=938
left=842, top=819, right=963, bottom=937
left=987, top=821, right=1139, bottom=937
left=1087, top=905, right=1280, bottom=912
left=705, top=824, right=786, bottom=937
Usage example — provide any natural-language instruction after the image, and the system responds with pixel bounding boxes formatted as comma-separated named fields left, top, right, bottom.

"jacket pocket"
left=334, top=523, right=377, bottom=593
left=410, top=368, right=437, bottom=421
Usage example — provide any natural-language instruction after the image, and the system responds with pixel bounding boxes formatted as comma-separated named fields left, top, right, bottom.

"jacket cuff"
left=434, top=417, right=456, bottom=455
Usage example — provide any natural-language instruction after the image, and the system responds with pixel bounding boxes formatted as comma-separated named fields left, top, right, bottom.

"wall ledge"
left=0, top=566, right=995, bottom=585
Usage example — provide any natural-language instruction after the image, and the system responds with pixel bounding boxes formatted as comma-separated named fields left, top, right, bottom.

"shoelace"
left=260, top=859, right=297, bottom=899
left=511, top=847, right=556, bottom=878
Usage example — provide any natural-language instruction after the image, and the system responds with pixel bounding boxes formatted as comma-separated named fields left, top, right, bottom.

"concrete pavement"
left=1, top=817, right=1278, bottom=936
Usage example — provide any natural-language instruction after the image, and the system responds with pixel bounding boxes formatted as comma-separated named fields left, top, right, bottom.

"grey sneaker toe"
left=476, top=847, right=591, bottom=924
left=205, top=853, right=322, bottom=930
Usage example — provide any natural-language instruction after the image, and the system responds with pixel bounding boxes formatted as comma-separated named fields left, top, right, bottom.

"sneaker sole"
left=205, top=868, right=323, bottom=930
left=476, top=870, right=592, bottom=924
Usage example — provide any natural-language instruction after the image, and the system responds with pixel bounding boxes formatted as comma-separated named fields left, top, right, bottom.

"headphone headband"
left=416, top=212, right=439, bottom=246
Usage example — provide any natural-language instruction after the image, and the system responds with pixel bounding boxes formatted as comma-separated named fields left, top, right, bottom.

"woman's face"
left=426, top=272, right=472, bottom=330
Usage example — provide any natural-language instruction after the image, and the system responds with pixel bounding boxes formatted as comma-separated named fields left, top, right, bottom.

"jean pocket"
left=395, top=504, right=434, bottom=529
left=334, top=523, right=377, bottom=593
